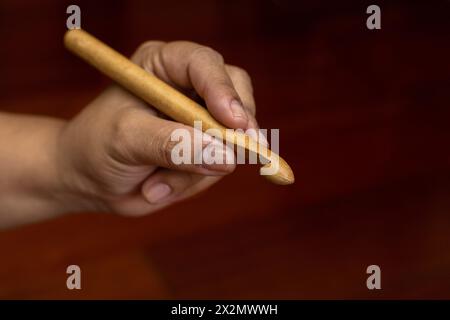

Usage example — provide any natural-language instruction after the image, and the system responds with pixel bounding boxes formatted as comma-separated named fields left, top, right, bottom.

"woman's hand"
left=55, top=41, right=260, bottom=217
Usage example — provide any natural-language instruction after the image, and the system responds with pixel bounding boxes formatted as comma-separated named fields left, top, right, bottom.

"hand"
left=56, top=41, right=260, bottom=216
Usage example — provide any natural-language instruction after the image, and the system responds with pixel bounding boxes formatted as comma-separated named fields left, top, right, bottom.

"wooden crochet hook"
left=64, top=29, right=294, bottom=185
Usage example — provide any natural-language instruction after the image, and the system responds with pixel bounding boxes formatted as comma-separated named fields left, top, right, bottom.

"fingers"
left=134, top=41, right=254, bottom=130
left=141, top=169, right=207, bottom=204
left=225, top=65, right=256, bottom=117
left=109, top=107, right=236, bottom=175
left=226, top=65, right=269, bottom=146
left=111, top=174, right=222, bottom=217
left=225, top=65, right=259, bottom=130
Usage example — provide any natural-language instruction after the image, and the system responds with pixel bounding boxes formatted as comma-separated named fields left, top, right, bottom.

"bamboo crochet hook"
left=64, top=29, right=294, bottom=185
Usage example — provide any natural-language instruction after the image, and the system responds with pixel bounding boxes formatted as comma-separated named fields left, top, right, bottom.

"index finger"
left=137, top=41, right=251, bottom=130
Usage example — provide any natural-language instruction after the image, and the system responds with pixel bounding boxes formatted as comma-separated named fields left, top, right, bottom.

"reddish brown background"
left=0, top=0, right=449, bottom=299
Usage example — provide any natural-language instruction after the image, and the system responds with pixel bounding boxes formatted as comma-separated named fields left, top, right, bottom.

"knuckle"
left=154, top=126, right=182, bottom=166
left=111, top=108, right=138, bottom=148
left=191, top=45, right=224, bottom=63
left=229, top=65, right=252, bottom=84
left=131, top=41, right=165, bottom=69
left=135, top=40, right=165, bottom=55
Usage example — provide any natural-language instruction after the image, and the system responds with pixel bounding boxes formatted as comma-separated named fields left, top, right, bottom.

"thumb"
left=111, top=108, right=236, bottom=176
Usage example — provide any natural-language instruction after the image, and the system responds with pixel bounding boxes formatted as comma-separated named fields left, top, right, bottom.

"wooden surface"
left=0, top=0, right=449, bottom=299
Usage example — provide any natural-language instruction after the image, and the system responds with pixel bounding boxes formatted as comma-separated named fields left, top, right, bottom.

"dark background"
left=0, top=0, right=449, bottom=299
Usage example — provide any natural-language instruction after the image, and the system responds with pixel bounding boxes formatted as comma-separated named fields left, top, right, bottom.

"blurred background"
left=0, top=0, right=449, bottom=299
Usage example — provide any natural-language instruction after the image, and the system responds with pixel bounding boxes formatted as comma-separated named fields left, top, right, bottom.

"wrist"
left=53, top=120, right=110, bottom=214
left=21, top=116, right=79, bottom=215
left=7, top=115, right=96, bottom=215
left=0, top=114, right=72, bottom=226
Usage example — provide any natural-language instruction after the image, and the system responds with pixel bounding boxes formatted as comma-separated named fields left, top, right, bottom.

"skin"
left=0, top=41, right=260, bottom=228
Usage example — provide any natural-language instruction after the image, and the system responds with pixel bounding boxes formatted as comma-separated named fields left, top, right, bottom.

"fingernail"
left=247, top=130, right=269, bottom=147
left=145, top=183, right=172, bottom=204
left=202, top=140, right=235, bottom=173
left=230, top=99, right=248, bottom=120
left=259, top=132, right=269, bottom=147
left=202, top=132, right=213, bottom=145
left=247, top=130, right=259, bottom=142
